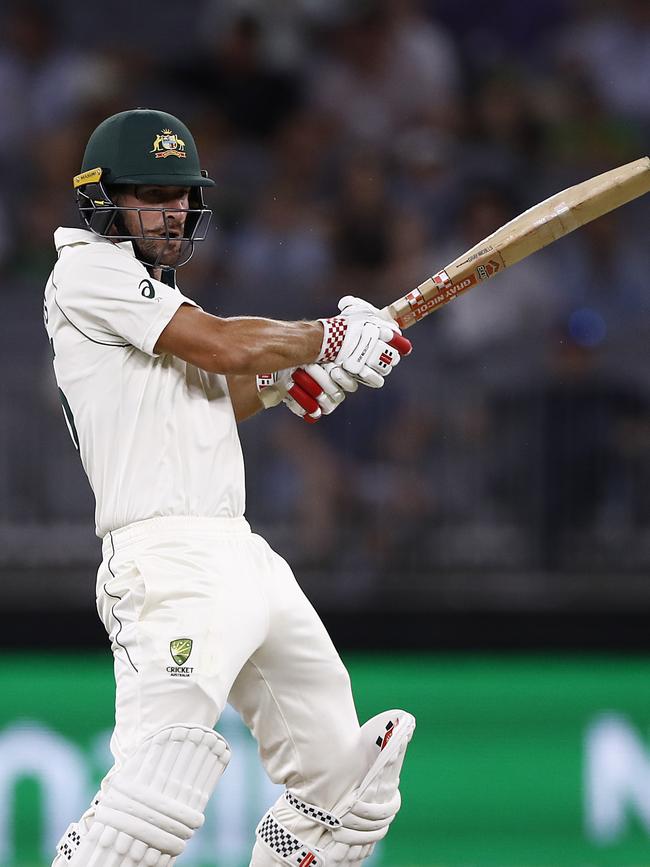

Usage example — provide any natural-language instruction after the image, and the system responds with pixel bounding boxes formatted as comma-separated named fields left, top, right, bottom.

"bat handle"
left=382, top=298, right=417, bottom=332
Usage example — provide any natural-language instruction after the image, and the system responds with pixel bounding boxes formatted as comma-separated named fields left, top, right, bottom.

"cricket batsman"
left=44, top=108, right=415, bottom=866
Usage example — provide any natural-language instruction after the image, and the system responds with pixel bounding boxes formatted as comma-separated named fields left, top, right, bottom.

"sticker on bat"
left=457, top=245, right=495, bottom=266
left=404, top=288, right=444, bottom=321
left=432, top=270, right=453, bottom=290
left=476, top=259, right=501, bottom=281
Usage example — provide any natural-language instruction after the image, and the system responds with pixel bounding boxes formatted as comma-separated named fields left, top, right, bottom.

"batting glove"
left=256, top=365, right=350, bottom=424
left=317, top=296, right=412, bottom=388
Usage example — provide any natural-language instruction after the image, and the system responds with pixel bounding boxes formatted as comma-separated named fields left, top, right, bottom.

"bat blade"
left=385, top=156, right=650, bottom=330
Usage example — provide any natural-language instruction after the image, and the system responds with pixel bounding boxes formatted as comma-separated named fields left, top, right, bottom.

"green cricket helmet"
left=73, top=109, right=215, bottom=269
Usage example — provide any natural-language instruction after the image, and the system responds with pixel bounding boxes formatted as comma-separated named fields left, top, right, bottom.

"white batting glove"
left=256, top=366, right=348, bottom=424
left=321, top=362, right=359, bottom=395
left=336, top=295, right=397, bottom=324
left=317, top=296, right=412, bottom=388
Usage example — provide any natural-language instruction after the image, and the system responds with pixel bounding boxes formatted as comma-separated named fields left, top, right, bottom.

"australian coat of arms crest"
left=150, top=129, right=187, bottom=159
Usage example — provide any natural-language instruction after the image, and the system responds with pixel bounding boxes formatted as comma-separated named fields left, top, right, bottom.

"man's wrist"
left=308, top=320, right=326, bottom=362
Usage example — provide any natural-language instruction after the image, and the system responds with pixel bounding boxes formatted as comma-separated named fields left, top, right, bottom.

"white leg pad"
left=253, top=709, right=415, bottom=867
left=55, top=724, right=230, bottom=867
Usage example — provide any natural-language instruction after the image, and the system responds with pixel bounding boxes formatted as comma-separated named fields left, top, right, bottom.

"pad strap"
left=284, top=791, right=342, bottom=829
left=257, top=811, right=324, bottom=867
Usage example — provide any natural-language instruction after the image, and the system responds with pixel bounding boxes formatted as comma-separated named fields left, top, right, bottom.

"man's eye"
left=139, top=189, right=164, bottom=202
left=145, top=193, right=186, bottom=205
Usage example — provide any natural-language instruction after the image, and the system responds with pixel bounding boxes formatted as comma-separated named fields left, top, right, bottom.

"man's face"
left=115, top=185, right=191, bottom=266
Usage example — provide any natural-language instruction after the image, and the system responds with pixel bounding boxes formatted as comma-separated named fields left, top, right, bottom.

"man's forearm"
left=220, top=317, right=323, bottom=373
left=155, top=306, right=324, bottom=375
left=226, top=374, right=264, bottom=423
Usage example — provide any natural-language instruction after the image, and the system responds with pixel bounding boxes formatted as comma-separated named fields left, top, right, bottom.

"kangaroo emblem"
left=150, top=129, right=186, bottom=158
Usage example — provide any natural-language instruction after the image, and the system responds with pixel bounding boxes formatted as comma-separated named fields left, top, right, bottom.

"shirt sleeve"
left=54, top=244, right=199, bottom=356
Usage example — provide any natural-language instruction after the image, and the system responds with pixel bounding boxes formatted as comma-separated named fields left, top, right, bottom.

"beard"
left=132, top=235, right=188, bottom=267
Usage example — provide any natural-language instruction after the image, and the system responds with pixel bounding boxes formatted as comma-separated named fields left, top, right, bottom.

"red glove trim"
left=288, top=383, right=320, bottom=416
left=388, top=333, right=413, bottom=356
left=293, top=368, right=323, bottom=400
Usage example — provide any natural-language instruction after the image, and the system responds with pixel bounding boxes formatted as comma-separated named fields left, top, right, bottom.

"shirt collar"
left=54, top=227, right=136, bottom=257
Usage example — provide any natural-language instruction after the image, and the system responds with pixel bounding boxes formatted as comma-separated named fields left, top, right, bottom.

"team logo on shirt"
left=139, top=279, right=156, bottom=299
left=168, top=638, right=194, bottom=677
left=150, top=129, right=187, bottom=159
left=170, top=638, right=193, bottom=665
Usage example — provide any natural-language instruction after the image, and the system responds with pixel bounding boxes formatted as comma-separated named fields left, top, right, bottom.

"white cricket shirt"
left=44, top=228, right=246, bottom=537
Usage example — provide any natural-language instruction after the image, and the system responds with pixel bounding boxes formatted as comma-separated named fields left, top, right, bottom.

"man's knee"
left=252, top=709, right=415, bottom=866
left=54, top=723, right=230, bottom=866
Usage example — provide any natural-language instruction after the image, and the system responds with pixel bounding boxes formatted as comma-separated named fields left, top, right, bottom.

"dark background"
left=0, top=0, right=649, bottom=651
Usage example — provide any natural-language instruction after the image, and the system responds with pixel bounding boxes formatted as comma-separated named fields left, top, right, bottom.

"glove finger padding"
left=295, top=366, right=346, bottom=416
left=287, top=382, right=321, bottom=417
left=355, top=366, right=385, bottom=388
left=284, top=390, right=321, bottom=422
left=366, top=342, right=401, bottom=376
left=354, top=328, right=412, bottom=388
left=292, top=368, right=323, bottom=400
left=257, top=368, right=325, bottom=422
left=388, top=331, right=413, bottom=356
left=300, top=364, right=347, bottom=413
left=352, top=340, right=401, bottom=388
left=342, top=324, right=402, bottom=384
left=340, top=321, right=382, bottom=376
left=327, top=364, right=359, bottom=393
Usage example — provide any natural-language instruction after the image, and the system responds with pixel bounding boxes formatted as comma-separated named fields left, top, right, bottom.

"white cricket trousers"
left=95, top=515, right=367, bottom=812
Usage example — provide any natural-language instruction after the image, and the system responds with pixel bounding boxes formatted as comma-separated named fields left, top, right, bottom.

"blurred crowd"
left=0, top=0, right=649, bottom=599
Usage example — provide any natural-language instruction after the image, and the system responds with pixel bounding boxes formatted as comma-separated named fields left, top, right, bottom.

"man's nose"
left=166, top=198, right=188, bottom=214
left=166, top=206, right=187, bottom=227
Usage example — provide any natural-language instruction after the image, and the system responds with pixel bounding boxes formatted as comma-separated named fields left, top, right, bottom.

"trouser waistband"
left=102, top=515, right=251, bottom=557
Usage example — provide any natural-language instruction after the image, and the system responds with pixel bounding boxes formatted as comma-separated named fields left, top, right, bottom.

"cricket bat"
left=384, top=157, right=650, bottom=330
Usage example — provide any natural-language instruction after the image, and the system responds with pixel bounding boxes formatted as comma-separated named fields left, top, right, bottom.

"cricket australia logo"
left=168, top=638, right=194, bottom=677
left=150, top=129, right=187, bottom=159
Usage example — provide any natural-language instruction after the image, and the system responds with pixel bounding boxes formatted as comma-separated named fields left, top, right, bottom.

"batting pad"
left=55, top=724, right=230, bottom=866
left=254, top=709, right=415, bottom=867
